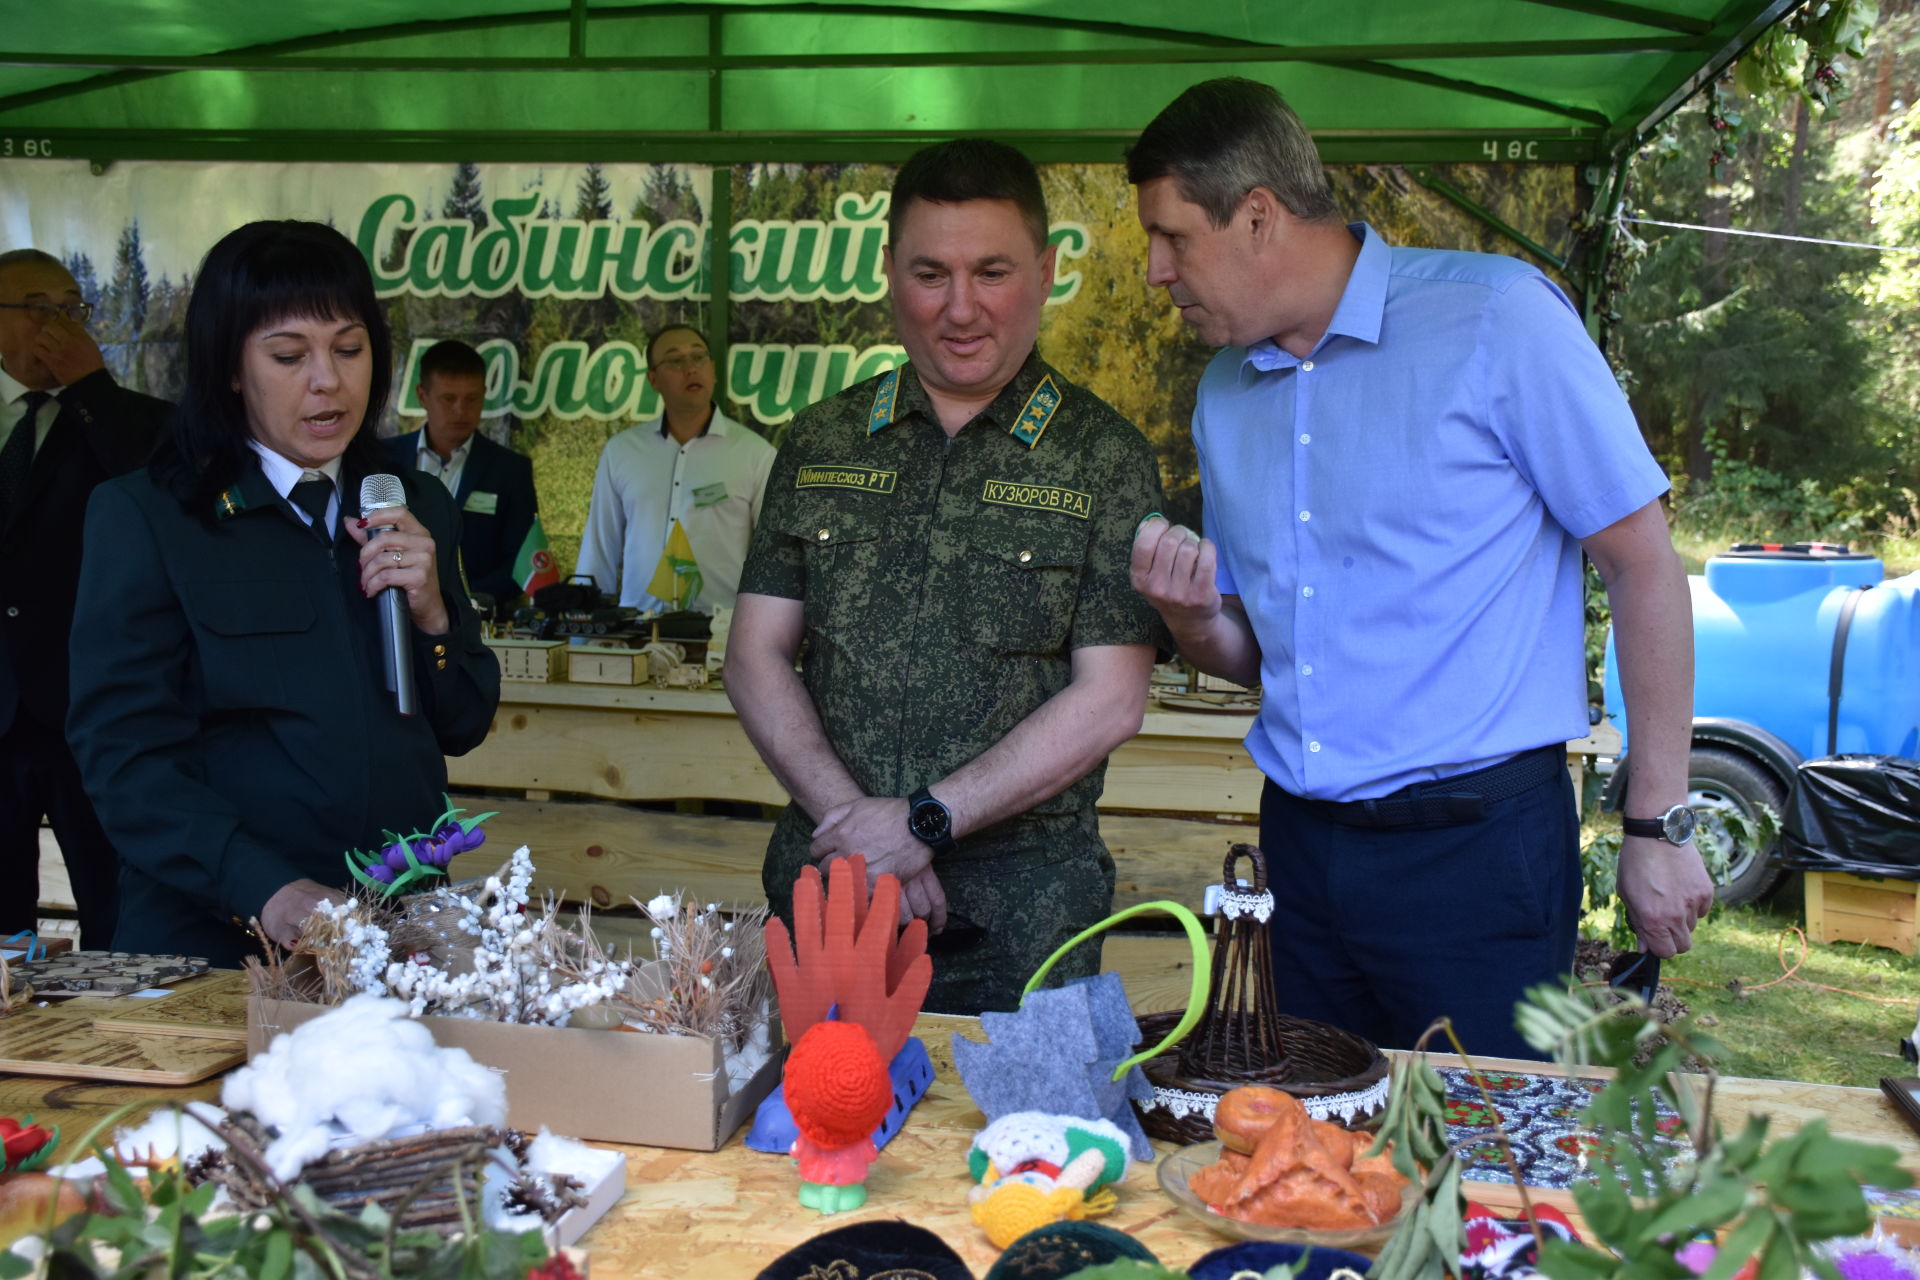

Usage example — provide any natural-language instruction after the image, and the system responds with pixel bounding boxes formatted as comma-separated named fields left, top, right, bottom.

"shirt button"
left=1017, top=550, right=1032, bottom=564
left=3, top=606, right=16, bottom=618
left=1309, top=740, right=1322, bottom=752
left=433, top=644, right=447, bottom=656
left=436, top=658, right=447, bottom=670
left=1300, top=664, right=1313, bottom=676
left=1301, top=360, right=1315, bottom=371
left=817, top=529, right=831, bottom=542
left=1302, top=586, right=1314, bottom=598
left=1299, top=433, right=1311, bottom=444
left=1298, top=511, right=1311, bottom=522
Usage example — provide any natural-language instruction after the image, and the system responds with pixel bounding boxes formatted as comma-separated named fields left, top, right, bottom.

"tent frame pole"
left=1404, top=165, right=1569, bottom=273
left=707, top=12, right=732, bottom=392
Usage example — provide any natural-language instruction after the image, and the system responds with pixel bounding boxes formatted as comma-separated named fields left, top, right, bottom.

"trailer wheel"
left=1689, top=746, right=1788, bottom=906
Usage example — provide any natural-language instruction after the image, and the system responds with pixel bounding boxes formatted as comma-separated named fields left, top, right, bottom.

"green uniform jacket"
left=67, top=448, right=501, bottom=966
left=740, top=352, right=1166, bottom=1012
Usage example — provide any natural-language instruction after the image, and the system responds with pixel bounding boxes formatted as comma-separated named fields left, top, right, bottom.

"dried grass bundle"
left=612, top=895, right=773, bottom=1048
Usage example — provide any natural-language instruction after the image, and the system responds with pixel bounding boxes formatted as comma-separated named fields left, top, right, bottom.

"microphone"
left=360, top=473, right=419, bottom=718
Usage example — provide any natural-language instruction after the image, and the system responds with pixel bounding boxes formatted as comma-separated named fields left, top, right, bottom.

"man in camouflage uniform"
left=729, top=139, right=1166, bottom=1015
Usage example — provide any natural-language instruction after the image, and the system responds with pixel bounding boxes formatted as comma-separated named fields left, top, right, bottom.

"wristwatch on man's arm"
left=1621, top=803, right=1699, bottom=847
left=907, top=787, right=958, bottom=856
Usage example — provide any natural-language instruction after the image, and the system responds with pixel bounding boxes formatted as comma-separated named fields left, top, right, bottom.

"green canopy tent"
left=0, top=0, right=1803, bottom=340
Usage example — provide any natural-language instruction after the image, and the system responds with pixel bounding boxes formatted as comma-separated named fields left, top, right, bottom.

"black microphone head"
left=360, top=472, right=406, bottom=514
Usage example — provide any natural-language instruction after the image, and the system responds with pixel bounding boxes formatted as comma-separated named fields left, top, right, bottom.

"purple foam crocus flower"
left=382, top=841, right=414, bottom=872
left=434, top=824, right=485, bottom=859
left=365, top=863, right=396, bottom=885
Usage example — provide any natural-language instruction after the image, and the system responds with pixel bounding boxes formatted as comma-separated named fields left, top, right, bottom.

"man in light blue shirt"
left=1125, top=79, right=1714, bottom=1056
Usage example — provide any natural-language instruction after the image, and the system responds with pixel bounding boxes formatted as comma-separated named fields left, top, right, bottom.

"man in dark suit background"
left=0, top=247, right=169, bottom=948
left=384, top=340, right=538, bottom=611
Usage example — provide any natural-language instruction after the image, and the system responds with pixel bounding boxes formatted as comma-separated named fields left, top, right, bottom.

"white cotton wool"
left=223, top=993, right=508, bottom=1181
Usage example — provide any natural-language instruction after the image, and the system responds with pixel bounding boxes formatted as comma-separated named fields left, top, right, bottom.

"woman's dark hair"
left=170, top=220, right=391, bottom=503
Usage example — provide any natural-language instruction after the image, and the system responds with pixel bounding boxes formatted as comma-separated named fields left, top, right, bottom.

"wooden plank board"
left=86, top=970, right=253, bottom=1045
left=448, top=799, right=1254, bottom=914
left=456, top=703, right=790, bottom=806
left=0, top=1003, right=246, bottom=1084
left=457, top=686, right=1268, bottom=815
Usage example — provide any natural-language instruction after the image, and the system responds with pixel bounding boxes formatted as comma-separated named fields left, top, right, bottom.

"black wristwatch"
left=1621, top=804, right=1699, bottom=847
left=907, top=787, right=957, bottom=856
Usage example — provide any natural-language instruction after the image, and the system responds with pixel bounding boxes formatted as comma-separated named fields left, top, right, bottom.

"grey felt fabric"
left=951, top=973, right=1155, bottom=1160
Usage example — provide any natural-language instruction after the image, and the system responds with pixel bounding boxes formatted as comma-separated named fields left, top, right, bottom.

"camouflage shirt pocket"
left=966, top=518, right=1086, bottom=655
left=787, top=506, right=884, bottom=637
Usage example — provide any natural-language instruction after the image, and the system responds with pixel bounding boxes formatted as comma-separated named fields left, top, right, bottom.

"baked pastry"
left=1190, top=1085, right=1408, bottom=1230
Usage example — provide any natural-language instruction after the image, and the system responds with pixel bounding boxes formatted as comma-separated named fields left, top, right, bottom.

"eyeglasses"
left=651, top=351, right=712, bottom=372
left=0, top=301, right=94, bottom=324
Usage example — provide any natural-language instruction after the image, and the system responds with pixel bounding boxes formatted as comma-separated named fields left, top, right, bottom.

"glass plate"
left=1157, top=1141, right=1416, bottom=1252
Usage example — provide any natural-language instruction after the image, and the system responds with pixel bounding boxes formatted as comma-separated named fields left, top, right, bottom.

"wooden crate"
left=485, top=639, right=567, bottom=683
left=1805, top=871, right=1920, bottom=954
left=567, top=645, right=644, bottom=686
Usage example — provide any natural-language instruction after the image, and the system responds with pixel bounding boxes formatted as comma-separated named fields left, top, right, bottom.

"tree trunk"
left=1873, top=43, right=1897, bottom=140
left=1692, top=175, right=1732, bottom=486
left=1783, top=98, right=1809, bottom=237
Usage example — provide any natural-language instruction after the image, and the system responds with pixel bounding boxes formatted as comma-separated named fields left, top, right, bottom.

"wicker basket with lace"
left=1133, top=844, right=1391, bottom=1145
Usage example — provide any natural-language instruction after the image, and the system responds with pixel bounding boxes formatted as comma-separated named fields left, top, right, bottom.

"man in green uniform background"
left=729, top=139, right=1167, bottom=1014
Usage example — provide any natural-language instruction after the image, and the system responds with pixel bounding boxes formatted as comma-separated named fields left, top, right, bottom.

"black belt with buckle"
left=1304, top=744, right=1563, bottom=830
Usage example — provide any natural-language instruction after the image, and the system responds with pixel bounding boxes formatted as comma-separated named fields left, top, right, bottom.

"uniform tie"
left=289, top=471, right=335, bottom=543
left=0, top=390, right=49, bottom=529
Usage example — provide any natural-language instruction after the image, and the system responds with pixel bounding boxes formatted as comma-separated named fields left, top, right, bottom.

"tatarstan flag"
left=646, top=518, right=703, bottom=611
left=514, top=515, right=561, bottom=596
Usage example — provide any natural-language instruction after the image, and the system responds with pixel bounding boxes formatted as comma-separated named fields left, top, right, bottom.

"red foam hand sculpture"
left=766, top=854, right=932, bottom=1063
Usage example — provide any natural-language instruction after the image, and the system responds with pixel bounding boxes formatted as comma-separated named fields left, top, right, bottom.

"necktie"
left=289, top=472, right=335, bottom=543
left=0, top=391, right=48, bottom=530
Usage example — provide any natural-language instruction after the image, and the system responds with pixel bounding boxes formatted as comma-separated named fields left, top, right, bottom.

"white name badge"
left=463, top=490, right=499, bottom=515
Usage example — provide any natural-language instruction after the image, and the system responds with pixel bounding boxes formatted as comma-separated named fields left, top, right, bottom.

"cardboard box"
left=567, top=646, right=644, bottom=686
left=486, top=639, right=568, bottom=683
left=247, top=965, right=784, bottom=1150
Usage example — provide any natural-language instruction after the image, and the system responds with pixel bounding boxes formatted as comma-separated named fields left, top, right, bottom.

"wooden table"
left=15, top=1015, right=1913, bottom=1279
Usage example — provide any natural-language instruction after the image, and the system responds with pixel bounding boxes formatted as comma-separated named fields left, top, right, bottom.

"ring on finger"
left=390, top=549, right=404, bottom=565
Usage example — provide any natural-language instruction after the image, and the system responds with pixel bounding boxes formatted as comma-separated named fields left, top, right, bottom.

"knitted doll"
left=784, top=1019, right=893, bottom=1213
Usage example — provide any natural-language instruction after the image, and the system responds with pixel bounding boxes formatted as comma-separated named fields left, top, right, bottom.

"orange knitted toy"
left=784, top=1020, right=893, bottom=1213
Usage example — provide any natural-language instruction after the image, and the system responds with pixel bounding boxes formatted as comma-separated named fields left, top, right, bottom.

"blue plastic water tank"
left=1603, top=547, right=1920, bottom=759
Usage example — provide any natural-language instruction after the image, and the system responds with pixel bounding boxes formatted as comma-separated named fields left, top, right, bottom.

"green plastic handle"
left=1019, top=899, right=1211, bottom=1081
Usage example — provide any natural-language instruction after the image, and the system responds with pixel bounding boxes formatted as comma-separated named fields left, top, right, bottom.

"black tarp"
left=1779, top=755, right=1920, bottom=880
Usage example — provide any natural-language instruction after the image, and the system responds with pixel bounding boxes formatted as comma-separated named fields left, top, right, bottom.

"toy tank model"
left=1602, top=543, right=1920, bottom=904
left=510, top=576, right=642, bottom=641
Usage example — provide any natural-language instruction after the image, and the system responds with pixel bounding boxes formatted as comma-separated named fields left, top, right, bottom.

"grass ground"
left=1595, top=877, right=1920, bottom=1088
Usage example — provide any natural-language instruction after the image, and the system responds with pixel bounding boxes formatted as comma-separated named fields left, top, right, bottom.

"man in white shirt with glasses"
left=575, top=324, right=775, bottom=612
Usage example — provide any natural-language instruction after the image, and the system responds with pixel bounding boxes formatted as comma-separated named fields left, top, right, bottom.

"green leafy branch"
left=1367, top=1020, right=1543, bottom=1280
left=1515, top=982, right=1909, bottom=1280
